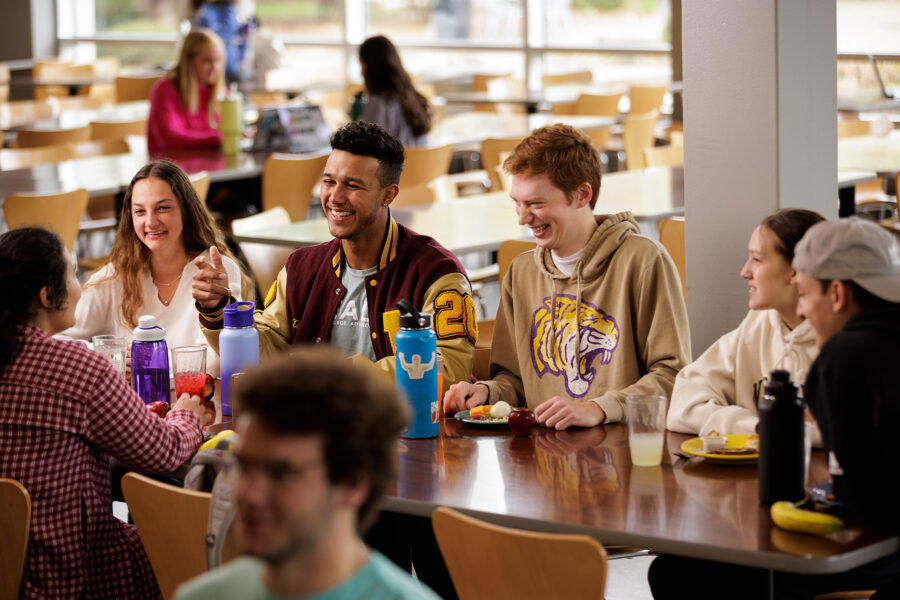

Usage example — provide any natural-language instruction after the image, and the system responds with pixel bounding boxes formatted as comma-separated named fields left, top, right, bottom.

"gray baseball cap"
left=793, top=217, right=900, bottom=303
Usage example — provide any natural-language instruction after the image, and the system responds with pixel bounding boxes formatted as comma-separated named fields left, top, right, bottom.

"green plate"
left=454, top=409, right=509, bottom=428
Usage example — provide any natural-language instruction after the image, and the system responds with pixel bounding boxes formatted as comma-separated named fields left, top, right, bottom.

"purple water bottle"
left=131, top=315, right=170, bottom=406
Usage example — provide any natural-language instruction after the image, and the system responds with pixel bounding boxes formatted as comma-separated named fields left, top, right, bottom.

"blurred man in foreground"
left=175, top=349, right=440, bottom=599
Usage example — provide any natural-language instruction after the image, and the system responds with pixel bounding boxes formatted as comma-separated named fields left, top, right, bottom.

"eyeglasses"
left=225, top=453, right=324, bottom=484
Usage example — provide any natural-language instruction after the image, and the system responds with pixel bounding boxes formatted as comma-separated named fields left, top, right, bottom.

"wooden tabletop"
left=232, top=166, right=685, bottom=254
left=385, top=419, right=898, bottom=575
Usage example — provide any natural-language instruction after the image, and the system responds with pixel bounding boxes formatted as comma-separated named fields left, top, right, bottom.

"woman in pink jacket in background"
left=148, top=28, right=225, bottom=154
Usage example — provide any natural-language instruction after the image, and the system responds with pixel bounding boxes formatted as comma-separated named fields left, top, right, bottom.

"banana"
left=770, top=499, right=843, bottom=536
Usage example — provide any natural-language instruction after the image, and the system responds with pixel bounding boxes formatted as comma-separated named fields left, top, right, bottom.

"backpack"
left=183, top=431, right=238, bottom=570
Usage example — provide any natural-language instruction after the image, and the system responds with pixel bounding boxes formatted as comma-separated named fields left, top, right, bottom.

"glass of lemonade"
left=172, top=346, right=207, bottom=399
left=626, top=395, right=667, bottom=467
left=92, top=334, right=127, bottom=379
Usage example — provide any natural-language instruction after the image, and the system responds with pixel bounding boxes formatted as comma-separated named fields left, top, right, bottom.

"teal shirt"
left=174, top=551, right=441, bottom=600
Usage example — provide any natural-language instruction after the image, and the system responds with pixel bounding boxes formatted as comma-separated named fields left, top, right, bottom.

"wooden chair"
left=473, top=239, right=537, bottom=355
left=261, top=153, right=328, bottom=222
left=15, top=124, right=91, bottom=149
left=115, top=75, right=160, bottom=103
left=481, top=137, right=524, bottom=192
left=574, top=92, right=623, bottom=117
left=628, top=83, right=668, bottom=115
left=643, top=143, right=684, bottom=168
left=622, top=112, right=658, bottom=170
left=582, top=126, right=612, bottom=154
left=0, top=478, right=31, bottom=600
left=121, top=472, right=239, bottom=600
left=837, top=120, right=870, bottom=139
left=470, top=73, right=511, bottom=113
left=53, top=95, right=104, bottom=111
left=0, top=145, right=74, bottom=170
left=0, top=100, right=54, bottom=129
left=231, top=207, right=294, bottom=295
left=189, top=171, right=212, bottom=204
left=432, top=507, right=608, bottom=600
left=0, top=63, right=9, bottom=103
left=658, top=217, right=686, bottom=298
left=68, top=138, right=131, bottom=159
left=89, top=118, right=147, bottom=140
left=395, top=144, right=454, bottom=207
left=4, top=188, right=89, bottom=253
left=541, top=69, right=593, bottom=87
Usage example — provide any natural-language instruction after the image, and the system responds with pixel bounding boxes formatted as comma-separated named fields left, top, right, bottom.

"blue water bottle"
left=131, top=315, right=170, bottom=406
left=219, top=301, right=259, bottom=416
left=395, top=299, right=439, bottom=438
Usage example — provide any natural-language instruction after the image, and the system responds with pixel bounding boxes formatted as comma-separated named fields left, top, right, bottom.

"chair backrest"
left=68, top=138, right=131, bottom=159
left=837, top=120, right=870, bottom=139
left=0, top=145, right=75, bottom=170
left=4, top=188, right=89, bottom=252
left=121, top=472, right=239, bottom=600
left=497, top=239, right=537, bottom=283
left=89, top=118, right=147, bottom=140
left=643, top=143, right=684, bottom=168
left=115, top=75, right=160, bottom=103
left=0, top=478, right=31, bottom=600
left=262, top=153, right=328, bottom=221
left=231, top=206, right=294, bottom=295
left=53, top=96, right=104, bottom=111
left=432, top=507, right=607, bottom=600
left=93, top=56, right=121, bottom=79
left=582, top=126, right=612, bottom=153
left=1, top=100, right=54, bottom=128
left=470, top=73, right=511, bottom=113
left=395, top=144, right=454, bottom=206
left=481, top=137, right=524, bottom=192
left=189, top=171, right=212, bottom=203
left=573, top=92, right=623, bottom=117
left=657, top=216, right=685, bottom=298
left=628, top=84, right=668, bottom=115
left=622, top=112, right=658, bottom=170
left=15, top=124, right=92, bottom=149
left=541, top=69, right=593, bottom=87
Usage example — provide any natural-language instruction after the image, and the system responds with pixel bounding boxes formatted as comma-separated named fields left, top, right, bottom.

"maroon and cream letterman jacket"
left=199, top=215, right=476, bottom=386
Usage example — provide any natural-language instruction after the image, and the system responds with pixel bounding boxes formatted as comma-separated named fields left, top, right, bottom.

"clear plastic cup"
left=626, top=395, right=667, bottom=467
left=172, top=346, right=207, bottom=399
left=92, top=334, right=127, bottom=379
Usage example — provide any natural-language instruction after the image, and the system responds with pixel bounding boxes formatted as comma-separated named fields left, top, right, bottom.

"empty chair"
left=628, top=83, right=668, bottom=115
left=53, top=95, right=104, bottom=111
left=582, top=126, right=612, bottom=154
left=0, top=63, right=9, bottom=102
left=121, top=472, right=238, bottom=600
left=68, top=138, right=131, bottom=160
left=15, top=124, right=91, bottom=149
left=0, top=145, right=74, bottom=170
left=189, top=171, right=212, bottom=204
left=481, top=136, right=525, bottom=191
left=115, top=75, right=160, bottom=103
left=470, top=72, right=511, bottom=113
left=658, top=216, right=686, bottom=298
left=574, top=92, right=623, bottom=117
left=0, top=100, right=54, bottom=128
left=0, top=478, right=31, bottom=600
left=395, top=144, right=454, bottom=206
left=622, top=112, right=658, bottom=170
left=643, top=143, right=684, bottom=167
left=4, top=188, right=89, bottom=253
left=89, top=118, right=147, bottom=140
left=837, top=120, right=870, bottom=139
left=232, top=207, right=294, bottom=295
left=432, top=507, right=607, bottom=600
left=541, top=69, right=593, bottom=87
left=261, top=153, right=328, bottom=221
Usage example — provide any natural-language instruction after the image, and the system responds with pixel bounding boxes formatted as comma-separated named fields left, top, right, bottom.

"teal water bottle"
left=395, top=299, right=439, bottom=438
left=219, top=301, right=259, bottom=416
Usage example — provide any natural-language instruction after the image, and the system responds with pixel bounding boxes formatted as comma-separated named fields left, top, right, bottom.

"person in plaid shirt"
left=0, top=227, right=210, bottom=599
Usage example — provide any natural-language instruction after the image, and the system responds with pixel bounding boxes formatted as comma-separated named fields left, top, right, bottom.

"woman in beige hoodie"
left=666, top=208, right=824, bottom=438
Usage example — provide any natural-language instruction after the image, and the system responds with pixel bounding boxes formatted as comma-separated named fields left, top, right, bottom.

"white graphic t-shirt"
left=329, top=264, right=378, bottom=361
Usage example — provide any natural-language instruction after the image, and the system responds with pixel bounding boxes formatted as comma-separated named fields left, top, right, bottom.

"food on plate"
left=701, top=435, right=726, bottom=453
left=470, top=405, right=493, bottom=417
left=770, top=499, right=843, bottom=536
left=490, top=401, right=512, bottom=419
left=508, top=407, right=535, bottom=436
left=746, top=434, right=760, bottom=450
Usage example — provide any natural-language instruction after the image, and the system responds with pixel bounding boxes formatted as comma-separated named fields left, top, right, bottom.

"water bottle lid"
left=133, top=315, right=166, bottom=341
left=224, top=301, right=255, bottom=327
left=397, top=299, right=431, bottom=329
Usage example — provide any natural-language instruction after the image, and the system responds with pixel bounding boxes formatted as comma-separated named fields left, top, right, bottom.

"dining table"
left=211, top=408, right=897, bottom=597
left=837, top=129, right=900, bottom=207
left=231, top=166, right=685, bottom=256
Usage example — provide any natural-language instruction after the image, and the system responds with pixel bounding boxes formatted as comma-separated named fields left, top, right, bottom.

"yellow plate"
left=680, top=434, right=758, bottom=463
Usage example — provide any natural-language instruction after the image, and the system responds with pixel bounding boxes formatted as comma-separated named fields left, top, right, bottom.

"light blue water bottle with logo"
left=395, top=299, right=439, bottom=438
left=219, top=301, right=259, bottom=416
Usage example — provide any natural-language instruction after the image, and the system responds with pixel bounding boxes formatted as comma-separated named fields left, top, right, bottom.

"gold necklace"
left=158, top=285, right=178, bottom=306
left=152, top=273, right=182, bottom=286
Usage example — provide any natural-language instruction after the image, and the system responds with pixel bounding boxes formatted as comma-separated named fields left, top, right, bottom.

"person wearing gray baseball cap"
left=792, top=217, right=900, bottom=597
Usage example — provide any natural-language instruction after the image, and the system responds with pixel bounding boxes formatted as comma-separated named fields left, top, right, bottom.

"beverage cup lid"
left=133, top=315, right=166, bottom=341
left=224, top=301, right=255, bottom=327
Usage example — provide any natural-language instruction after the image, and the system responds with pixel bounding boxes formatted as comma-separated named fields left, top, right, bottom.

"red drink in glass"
left=174, top=371, right=206, bottom=398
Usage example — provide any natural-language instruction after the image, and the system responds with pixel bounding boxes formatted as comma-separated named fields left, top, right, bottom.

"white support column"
left=682, top=0, right=837, bottom=355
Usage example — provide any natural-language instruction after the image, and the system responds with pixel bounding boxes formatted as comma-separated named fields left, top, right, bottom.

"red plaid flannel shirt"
left=0, top=325, right=203, bottom=599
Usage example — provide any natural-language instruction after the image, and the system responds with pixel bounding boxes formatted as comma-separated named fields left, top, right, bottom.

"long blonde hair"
left=91, top=161, right=245, bottom=329
left=168, top=28, right=225, bottom=116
